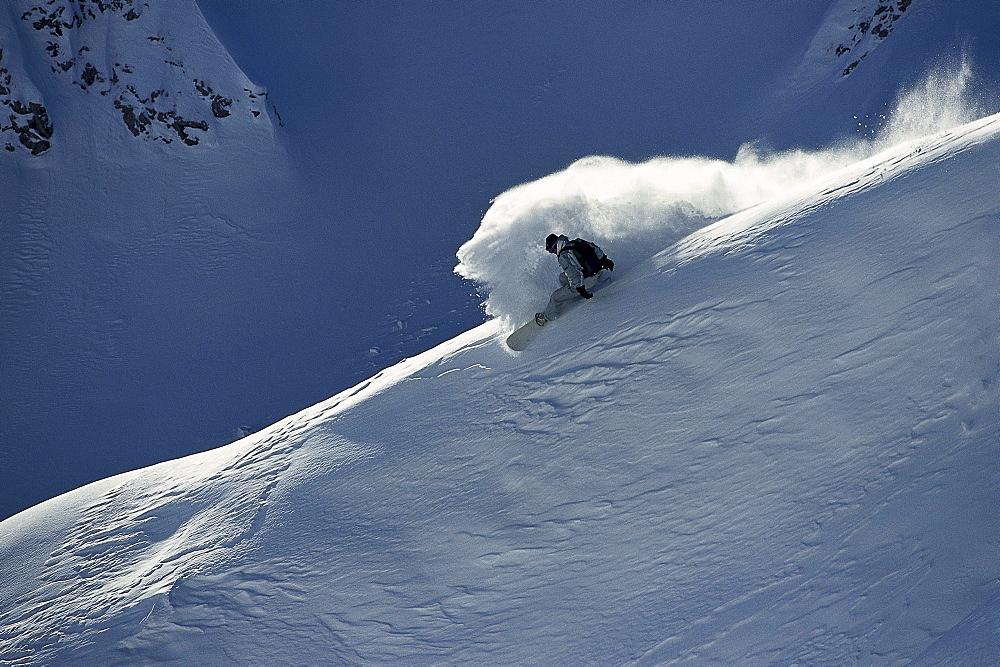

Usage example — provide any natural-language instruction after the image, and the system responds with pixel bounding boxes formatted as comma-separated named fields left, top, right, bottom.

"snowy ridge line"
left=297, top=320, right=503, bottom=424
left=0, top=415, right=378, bottom=662
left=0, top=431, right=290, bottom=660
left=0, top=324, right=504, bottom=662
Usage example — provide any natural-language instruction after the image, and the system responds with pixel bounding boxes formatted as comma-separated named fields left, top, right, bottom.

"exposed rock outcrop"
left=835, top=1, right=913, bottom=77
left=2, top=0, right=276, bottom=154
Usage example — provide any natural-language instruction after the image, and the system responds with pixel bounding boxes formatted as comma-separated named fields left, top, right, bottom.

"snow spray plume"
left=456, top=60, right=992, bottom=328
left=876, top=57, right=986, bottom=151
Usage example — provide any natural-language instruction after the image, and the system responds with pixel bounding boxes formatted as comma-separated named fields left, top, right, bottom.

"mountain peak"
left=1, top=0, right=277, bottom=155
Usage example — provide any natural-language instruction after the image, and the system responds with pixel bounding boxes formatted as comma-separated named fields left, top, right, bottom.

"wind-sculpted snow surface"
left=2, top=112, right=1000, bottom=663
left=0, top=402, right=384, bottom=662
left=455, top=60, right=989, bottom=328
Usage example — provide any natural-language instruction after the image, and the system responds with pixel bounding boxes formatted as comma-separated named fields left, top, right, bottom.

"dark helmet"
left=545, top=233, right=559, bottom=252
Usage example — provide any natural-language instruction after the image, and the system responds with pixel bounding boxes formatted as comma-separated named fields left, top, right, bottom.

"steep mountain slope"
left=1, top=0, right=275, bottom=153
left=5, top=0, right=1000, bottom=527
left=0, top=0, right=299, bottom=520
left=760, top=0, right=1000, bottom=148
left=2, top=112, right=998, bottom=663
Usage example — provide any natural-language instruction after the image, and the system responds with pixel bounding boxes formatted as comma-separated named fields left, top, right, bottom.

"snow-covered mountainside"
left=0, top=0, right=301, bottom=520
left=760, top=0, right=1000, bottom=149
left=798, top=0, right=915, bottom=81
left=1, top=0, right=274, bottom=153
left=2, top=109, right=998, bottom=663
left=4, top=0, right=999, bottom=526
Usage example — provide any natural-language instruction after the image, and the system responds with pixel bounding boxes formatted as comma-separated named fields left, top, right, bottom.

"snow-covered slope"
left=760, top=0, right=1000, bottom=148
left=0, top=0, right=301, bottom=520
left=2, top=109, right=999, bottom=663
left=5, top=0, right=1000, bottom=527
left=1, top=0, right=276, bottom=153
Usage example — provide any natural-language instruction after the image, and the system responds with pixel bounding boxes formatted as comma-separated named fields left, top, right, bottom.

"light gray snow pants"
left=541, top=271, right=609, bottom=322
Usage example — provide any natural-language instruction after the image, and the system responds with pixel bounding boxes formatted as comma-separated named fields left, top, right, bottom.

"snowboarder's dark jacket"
left=552, top=235, right=610, bottom=288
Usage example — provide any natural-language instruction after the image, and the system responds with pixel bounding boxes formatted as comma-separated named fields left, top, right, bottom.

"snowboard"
left=505, top=318, right=544, bottom=351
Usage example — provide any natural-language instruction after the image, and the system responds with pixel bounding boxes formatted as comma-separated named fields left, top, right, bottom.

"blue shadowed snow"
left=2, top=0, right=999, bottom=523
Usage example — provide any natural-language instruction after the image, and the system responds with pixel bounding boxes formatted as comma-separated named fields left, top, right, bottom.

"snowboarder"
left=535, top=233, right=614, bottom=326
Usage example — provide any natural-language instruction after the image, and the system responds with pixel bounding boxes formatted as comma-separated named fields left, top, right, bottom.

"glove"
left=577, top=286, right=593, bottom=299
left=601, top=257, right=615, bottom=271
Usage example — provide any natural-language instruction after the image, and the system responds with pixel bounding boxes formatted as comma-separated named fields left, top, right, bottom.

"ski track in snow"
left=2, top=116, right=1000, bottom=662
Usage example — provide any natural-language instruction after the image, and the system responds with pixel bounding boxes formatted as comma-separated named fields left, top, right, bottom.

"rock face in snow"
left=0, top=0, right=295, bottom=522
left=1, top=112, right=998, bottom=663
left=835, top=0, right=913, bottom=76
left=1, top=0, right=274, bottom=153
left=757, top=0, right=1000, bottom=150
left=783, top=0, right=916, bottom=91
left=0, top=49, right=53, bottom=154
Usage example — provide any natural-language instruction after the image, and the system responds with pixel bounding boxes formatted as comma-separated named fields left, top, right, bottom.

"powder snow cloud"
left=456, top=59, right=990, bottom=328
